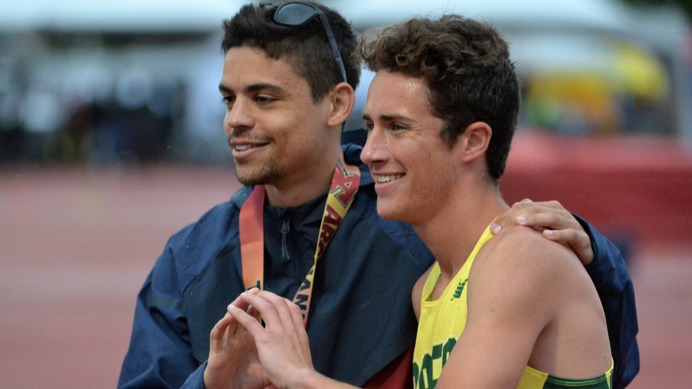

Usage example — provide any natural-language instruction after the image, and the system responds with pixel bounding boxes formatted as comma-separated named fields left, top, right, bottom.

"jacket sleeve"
left=574, top=215, right=640, bottom=389
left=181, top=363, right=208, bottom=389
left=118, top=239, right=204, bottom=389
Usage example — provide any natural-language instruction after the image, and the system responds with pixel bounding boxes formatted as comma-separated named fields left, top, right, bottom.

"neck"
left=264, top=146, right=342, bottom=208
left=414, top=182, right=508, bottom=278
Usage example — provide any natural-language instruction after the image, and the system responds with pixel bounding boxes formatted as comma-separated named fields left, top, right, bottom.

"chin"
left=235, top=170, right=264, bottom=187
left=234, top=164, right=279, bottom=187
left=376, top=202, right=401, bottom=222
left=379, top=201, right=421, bottom=225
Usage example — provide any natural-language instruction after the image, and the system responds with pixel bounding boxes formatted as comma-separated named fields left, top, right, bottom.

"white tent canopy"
left=1, top=0, right=689, bottom=139
left=327, top=0, right=636, bottom=34
left=0, top=0, right=244, bottom=33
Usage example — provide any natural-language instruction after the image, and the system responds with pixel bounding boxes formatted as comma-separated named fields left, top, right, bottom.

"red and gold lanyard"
left=239, top=153, right=361, bottom=325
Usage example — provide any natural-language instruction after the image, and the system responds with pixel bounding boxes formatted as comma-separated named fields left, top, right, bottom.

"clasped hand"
left=205, top=288, right=314, bottom=389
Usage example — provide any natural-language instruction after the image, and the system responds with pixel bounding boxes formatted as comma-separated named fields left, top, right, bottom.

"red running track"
left=0, top=165, right=690, bottom=388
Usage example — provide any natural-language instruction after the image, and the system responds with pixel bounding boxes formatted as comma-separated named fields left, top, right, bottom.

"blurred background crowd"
left=3, top=0, right=691, bottom=251
left=1, top=0, right=691, bottom=165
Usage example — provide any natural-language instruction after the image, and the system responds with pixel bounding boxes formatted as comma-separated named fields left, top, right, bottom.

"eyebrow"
left=218, top=82, right=285, bottom=95
left=362, top=112, right=412, bottom=123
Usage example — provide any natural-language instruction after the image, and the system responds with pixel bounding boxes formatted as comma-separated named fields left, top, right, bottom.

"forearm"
left=287, top=369, right=360, bottom=389
left=572, top=215, right=625, bottom=290
left=573, top=214, right=640, bottom=388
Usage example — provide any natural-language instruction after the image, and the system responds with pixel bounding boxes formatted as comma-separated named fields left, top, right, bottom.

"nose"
left=361, top=126, right=387, bottom=168
left=224, top=98, right=254, bottom=136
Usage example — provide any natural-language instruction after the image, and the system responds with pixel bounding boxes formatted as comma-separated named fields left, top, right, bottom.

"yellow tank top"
left=412, top=226, right=613, bottom=389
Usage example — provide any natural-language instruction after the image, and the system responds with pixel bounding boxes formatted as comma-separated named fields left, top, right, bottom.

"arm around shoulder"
left=574, top=214, right=634, bottom=294
left=573, top=215, right=640, bottom=388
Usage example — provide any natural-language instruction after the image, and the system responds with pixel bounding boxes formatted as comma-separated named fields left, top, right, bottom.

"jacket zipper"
left=281, top=218, right=291, bottom=260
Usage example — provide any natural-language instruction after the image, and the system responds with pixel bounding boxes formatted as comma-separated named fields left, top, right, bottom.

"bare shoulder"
left=459, top=228, right=610, bottom=382
left=471, top=226, right=587, bottom=302
left=483, top=225, right=582, bottom=274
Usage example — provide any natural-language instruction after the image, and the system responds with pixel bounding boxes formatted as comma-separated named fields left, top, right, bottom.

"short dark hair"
left=221, top=1, right=361, bottom=102
left=359, top=15, right=520, bottom=181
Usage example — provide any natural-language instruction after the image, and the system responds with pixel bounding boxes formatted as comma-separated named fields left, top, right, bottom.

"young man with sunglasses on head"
left=118, top=2, right=638, bottom=389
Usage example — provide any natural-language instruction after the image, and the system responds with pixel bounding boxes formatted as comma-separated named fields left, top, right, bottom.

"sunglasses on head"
left=267, top=1, right=348, bottom=84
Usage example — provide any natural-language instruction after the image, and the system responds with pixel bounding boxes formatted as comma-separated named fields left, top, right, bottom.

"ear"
left=326, top=82, right=355, bottom=128
left=458, top=121, right=492, bottom=163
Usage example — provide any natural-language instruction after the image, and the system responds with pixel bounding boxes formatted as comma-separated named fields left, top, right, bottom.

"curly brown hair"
left=359, top=15, right=520, bottom=181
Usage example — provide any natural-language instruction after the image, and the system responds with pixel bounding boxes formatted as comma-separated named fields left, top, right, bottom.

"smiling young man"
left=119, top=3, right=436, bottom=388
left=362, top=15, right=616, bottom=388
left=119, top=3, right=638, bottom=389
left=219, top=45, right=347, bottom=208
left=362, top=67, right=611, bottom=389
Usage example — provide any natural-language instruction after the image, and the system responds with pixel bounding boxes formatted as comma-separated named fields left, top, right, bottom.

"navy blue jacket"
left=577, top=216, right=640, bottom=388
left=118, top=145, right=638, bottom=388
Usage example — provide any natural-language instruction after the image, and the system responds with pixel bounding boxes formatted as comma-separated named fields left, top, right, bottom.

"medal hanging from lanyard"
left=239, top=153, right=361, bottom=325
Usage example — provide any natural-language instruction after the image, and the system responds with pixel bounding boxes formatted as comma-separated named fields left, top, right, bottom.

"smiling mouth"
left=233, top=144, right=262, bottom=152
left=375, top=174, right=404, bottom=184
left=230, top=137, right=271, bottom=152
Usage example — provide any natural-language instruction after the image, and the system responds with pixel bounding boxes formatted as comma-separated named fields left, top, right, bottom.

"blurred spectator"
left=18, top=86, right=65, bottom=162
left=0, top=93, right=26, bottom=163
left=61, top=100, right=100, bottom=163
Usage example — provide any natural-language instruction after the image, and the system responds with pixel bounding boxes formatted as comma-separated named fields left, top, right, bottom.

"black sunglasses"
left=269, top=1, right=348, bottom=84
